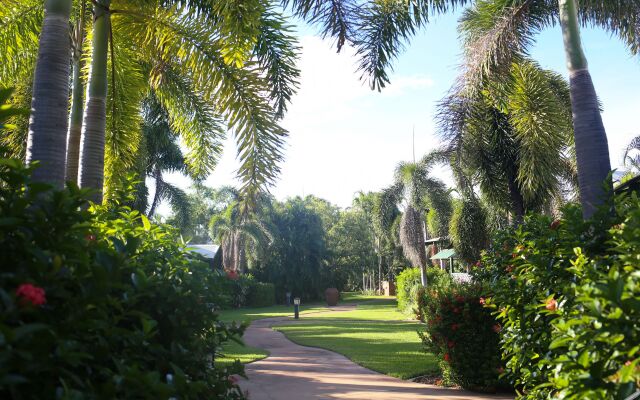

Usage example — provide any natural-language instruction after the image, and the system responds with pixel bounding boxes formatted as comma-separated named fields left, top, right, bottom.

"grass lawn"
left=272, top=299, right=437, bottom=379
left=216, top=340, right=269, bottom=368
left=215, top=293, right=437, bottom=380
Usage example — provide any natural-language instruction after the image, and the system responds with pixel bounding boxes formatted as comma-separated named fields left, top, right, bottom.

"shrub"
left=222, top=275, right=276, bottom=308
left=396, top=267, right=452, bottom=318
left=0, top=159, right=245, bottom=398
left=476, top=194, right=640, bottom=398
left=419, top=283, right=504, bottom=390
left=247, top=282, right=276, bottom=307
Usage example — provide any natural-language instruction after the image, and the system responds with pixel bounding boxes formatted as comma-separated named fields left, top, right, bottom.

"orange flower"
left=545, top=298, right=558, bottom=311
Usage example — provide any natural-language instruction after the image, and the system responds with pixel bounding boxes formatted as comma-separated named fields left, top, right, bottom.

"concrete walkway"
left=238, top=307, right=512, bottom=400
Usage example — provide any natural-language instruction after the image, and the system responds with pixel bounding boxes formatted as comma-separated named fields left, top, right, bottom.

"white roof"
left=188, top=244, right=220, bottom=259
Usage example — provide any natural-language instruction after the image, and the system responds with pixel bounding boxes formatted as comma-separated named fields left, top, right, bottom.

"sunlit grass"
left=216, top=340, right=269, bottom=367
left=216, top=293, right=434, bottom=379
left=273, top=318, right=437, bottom=379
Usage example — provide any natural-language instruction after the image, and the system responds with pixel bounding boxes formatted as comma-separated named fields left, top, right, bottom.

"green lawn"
left=215, top=293, right=437, bottom=379
left=272, top=299, right=437, bottom=379
left=216, top=340, right=269, bottom=368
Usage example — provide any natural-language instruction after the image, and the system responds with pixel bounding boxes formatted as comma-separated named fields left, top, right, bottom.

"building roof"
left=188, top=244, right=220, bottom=259
left=430, top=248, right=456, bottom=260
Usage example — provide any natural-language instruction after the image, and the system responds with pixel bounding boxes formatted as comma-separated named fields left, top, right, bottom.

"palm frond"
left=255, top=4, right=301, bottom=118
left=0, top=0, right=42, bottom=83
left=459, top=0, right=555, bottom=89
left=283, top=0, right=358, bottom=51
left=117, top=3, right=287, bottom=205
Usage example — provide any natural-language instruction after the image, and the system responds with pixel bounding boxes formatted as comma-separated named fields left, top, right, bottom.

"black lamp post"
left=294, top=297, right=300, bottom=319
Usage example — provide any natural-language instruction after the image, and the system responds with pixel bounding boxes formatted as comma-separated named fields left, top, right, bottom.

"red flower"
left=85, top=234, right=96, bottom=242
left=497, top=367, right=505, bottom=374
left=444, top=353, right=451, bottom=363
left=492, top=324, right=502, bottom=333
left=550, top=220, right=561, bottom=230
left=479, top=297, right=486, bottom=305
left=545, top=298, right=558, bottom=311
left=447, top=340, right=455, bottom=349
left=226, top=270, right=239, bottom=280
left=451, top=323, right=459, bottom=331
left=453, top=307, right=460, bottom=314
left=475, top=260, right=482, bottom=268
left=16, top=283, right=46, bottom=306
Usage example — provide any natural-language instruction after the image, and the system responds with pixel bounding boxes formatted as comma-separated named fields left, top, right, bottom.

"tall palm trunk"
left=65, top=0, right=87, bottom=183
left=25, top=0, right=73, bottom=188
left=79, top=0, right=111, bottom=202
left=558, top=0, right=612, bottom=218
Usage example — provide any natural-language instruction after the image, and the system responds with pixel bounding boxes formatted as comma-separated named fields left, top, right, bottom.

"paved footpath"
left=238, top=307, right=512, bottom=400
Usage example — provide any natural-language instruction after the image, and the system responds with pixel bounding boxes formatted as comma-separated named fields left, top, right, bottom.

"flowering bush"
left=0, top=158, right=245, bottom=398
left=476, top=194, right=640, bottom=398
left=419, top=283, right=505, bottom=390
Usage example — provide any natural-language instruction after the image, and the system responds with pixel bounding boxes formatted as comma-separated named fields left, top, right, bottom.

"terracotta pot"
left=325, top=288, right=339, bottom=306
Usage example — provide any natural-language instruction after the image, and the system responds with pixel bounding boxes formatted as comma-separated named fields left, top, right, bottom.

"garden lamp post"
left=294, top=297, right=300, bottom=319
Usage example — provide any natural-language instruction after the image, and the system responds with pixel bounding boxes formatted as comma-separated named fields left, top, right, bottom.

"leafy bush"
left=396, top=267, right=452, bottom=318
left=222, top=275, right=276, bottom=308
left=0, top=159, right=245, bottom=398
left=247, top=281, right=276, bottom=307
left=476, top=195, right=640, bottom=398
left=419, top=283, right=504, bottom=390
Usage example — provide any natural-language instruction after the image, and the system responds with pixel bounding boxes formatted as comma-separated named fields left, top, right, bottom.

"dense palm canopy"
left=209, top=193, right=274, bottom=272
left=0, top=0, right=299, bottom=204
left=436, top=60, right=576, bottom=219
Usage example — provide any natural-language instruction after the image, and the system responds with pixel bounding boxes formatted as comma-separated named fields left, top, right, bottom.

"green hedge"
left=476, top=194, right=640, bottom=399
left=247, top=282, right=276, bottom=307
left=221, top=275, right=276, bottom=309
left=0, top=159, right=244, bottom=398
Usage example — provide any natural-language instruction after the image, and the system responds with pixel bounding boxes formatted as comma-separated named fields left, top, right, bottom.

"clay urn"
left=325, top=288, right=339, bottom=306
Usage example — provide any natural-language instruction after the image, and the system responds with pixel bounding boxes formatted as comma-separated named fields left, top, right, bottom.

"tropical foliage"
left=0, top=156, right=244, bottom=398
left=0, top=0, right=300, bottom=203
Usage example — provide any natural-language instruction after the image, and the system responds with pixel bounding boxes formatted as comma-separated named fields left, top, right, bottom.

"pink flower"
left=545, top=298, right=558, bottom=311
left=479, top=297, right=486, bottom=305
left=226, top=270, right=239, bottom=280
left=16, top=283, right=46, bottom=306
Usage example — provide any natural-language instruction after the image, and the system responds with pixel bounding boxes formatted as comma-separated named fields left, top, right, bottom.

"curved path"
left=238, top=307, right=512, bottom=400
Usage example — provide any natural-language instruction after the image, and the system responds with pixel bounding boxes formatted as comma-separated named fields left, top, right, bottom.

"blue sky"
left=162, top=10, right=640, bottom=213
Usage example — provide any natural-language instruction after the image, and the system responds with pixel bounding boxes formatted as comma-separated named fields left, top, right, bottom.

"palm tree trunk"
left=558, top=0, right=612, bottom=218
left=507, top=174, right=525, bottom=223
left=25, top=0, right=73, bottom=188
left=79, top=0, right=111, bottom=202
left=65, top=1, right=87, bottom=184
left=148, top=167, right=163, bottom=217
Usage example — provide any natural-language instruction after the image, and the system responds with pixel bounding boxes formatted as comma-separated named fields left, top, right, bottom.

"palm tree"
left=2, top=1, right=300, bottom=205
left=136, top=95, right=191, bottom=223
left=436, top=60, right=576, bottom=222
left=209, top=198, right=274, bottom=273
left=378, top=158, right=452, bottom=286
left=65, top=0, right=89, bottom=184
left=291, top=0, right=640, bottom=218
left=23, top=0, right=73, bottom=188
left=623, top=135, right=640, bottom=175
